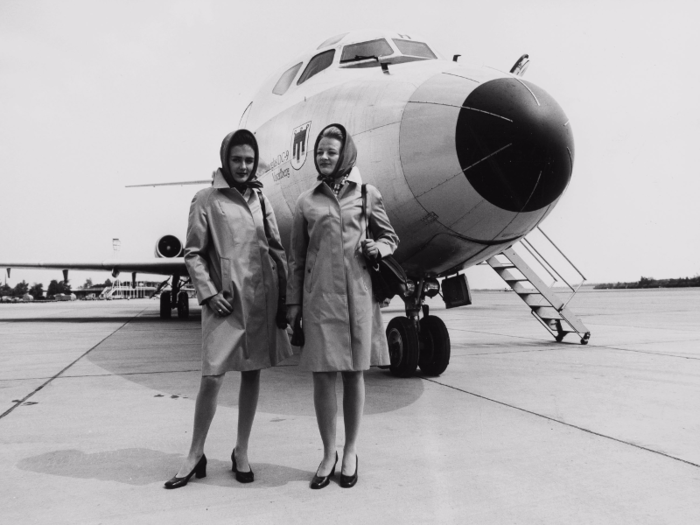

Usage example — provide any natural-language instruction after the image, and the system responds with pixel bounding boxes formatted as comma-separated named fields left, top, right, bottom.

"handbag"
left=361, top=184, right=408, bottom=302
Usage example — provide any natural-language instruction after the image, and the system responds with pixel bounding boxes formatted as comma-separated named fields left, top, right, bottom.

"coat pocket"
left=356, top=252, right=371, bottom=292
left=304, top=251, right=317, bottom=293
left=220, top=257, right=234, bottom=301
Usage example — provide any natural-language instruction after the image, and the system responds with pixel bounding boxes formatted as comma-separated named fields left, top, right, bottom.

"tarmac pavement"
left=1, top=289, right=699, bottom=524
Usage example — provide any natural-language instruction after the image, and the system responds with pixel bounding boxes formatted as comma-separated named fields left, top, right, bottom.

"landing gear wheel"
left=177, top=291, right=189, bottom=319
left=386, top=317, right=419, bottom=378
left=419, top=315, right=451, bottom=376
left=160, top=291, right=172, bottom=319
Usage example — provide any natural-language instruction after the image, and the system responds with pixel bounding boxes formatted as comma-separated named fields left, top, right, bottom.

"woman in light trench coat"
left=286, top=123, right=399, bottom=489
left=164, top=129, right=292, bottom=489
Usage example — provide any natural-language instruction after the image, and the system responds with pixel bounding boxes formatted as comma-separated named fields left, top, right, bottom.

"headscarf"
left=219, top=129, right=263, bottom=193
left=314, top=123, right=357, bottom=182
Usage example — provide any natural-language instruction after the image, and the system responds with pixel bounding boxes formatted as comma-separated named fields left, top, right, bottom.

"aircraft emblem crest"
left=291, top=122, right=312, bottom=170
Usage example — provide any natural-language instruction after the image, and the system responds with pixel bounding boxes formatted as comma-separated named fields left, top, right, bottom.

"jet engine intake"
left=155, top=235, right=184, bottom=258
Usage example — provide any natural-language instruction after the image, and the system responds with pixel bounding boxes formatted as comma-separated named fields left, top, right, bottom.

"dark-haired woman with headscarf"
left=164, top=129, right=292, bottom=489
left=286, top=124, right=399, bottom=489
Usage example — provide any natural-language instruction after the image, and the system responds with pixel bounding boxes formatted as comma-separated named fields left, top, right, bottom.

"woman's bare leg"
left=176, top=373, right=225, bottom=477
left=313, top=371, right=338, bottom=475
left=341, top=371, right=364, bottom=475
left=233, top=369, right=261, bottom=471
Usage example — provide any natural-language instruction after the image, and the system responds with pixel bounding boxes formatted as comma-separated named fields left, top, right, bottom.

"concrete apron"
left=1, top=290, right=699, bottom=524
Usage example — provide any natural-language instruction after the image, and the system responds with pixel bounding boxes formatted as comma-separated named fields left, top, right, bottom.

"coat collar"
left=213, top=169, right=252, bottom=198
left=312, top=166, right=363, bottom=193
left=213, top=169, right=229, bottom=189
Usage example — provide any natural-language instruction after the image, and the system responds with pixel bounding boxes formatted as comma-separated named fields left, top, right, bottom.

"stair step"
left=533, top=306, right=563, bottom=320
left=523, top=295, right=548, bottom=307
left=494, top=269, right=526, bottom=282
left=486, top=259, right=516, bottom=269
left=512, top=282, right=540, bottom=295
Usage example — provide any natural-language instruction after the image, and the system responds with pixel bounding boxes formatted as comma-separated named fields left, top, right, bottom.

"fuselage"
left=242, top=31, right=574, bottom=278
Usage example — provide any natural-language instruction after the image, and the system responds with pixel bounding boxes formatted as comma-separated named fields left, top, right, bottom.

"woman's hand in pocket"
left=208, top=291, right=233, bottom=317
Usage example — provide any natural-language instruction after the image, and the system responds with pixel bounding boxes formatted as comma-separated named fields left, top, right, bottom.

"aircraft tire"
left=418, top=315, right=450, bottom=376
left=386, top=317, right=419, bottom=378
left=160, top=291, right=172, bottom=319
left=177, top=291, right=189, bottom=319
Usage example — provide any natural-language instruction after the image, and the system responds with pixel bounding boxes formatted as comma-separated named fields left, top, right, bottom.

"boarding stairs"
left=487, top=228, right=591, bottom=344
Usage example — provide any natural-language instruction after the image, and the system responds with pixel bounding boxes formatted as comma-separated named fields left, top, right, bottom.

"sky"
left=1, top=0, right=698, bottom=291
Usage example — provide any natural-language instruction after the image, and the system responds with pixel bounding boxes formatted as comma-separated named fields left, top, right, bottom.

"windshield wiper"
left=341, top=54, right=380, bottom=64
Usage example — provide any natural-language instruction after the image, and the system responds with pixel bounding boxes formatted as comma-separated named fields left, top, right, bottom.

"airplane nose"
left=455, top=77, right=573, bottom=212
left=398, top=70, right=575, bottom=255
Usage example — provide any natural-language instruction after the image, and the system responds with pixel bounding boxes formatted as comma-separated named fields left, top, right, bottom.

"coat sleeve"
left=185, top=191, right=218, bottom=305
left=367, top=185, right=399, bottom=259
left=261, top=193, right=288, bottom=301
left=286, top=194, right=309, bottom=306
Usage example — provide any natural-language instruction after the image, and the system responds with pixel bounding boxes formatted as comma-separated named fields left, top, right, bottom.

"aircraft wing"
left=0, top=259, right=188, bottom=277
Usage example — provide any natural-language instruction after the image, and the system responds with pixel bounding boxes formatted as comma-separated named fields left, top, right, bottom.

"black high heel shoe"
left=231, top=449, right=254, bottom=483
left=310, top=452, right=338, bottom=490
left=340, top=455, right=358, bottom=488
left=164, top=454, right=207, bottom=489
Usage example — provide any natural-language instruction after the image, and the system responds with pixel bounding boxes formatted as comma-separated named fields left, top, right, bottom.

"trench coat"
left=287, top=167, right=399, bottom=371
left=185, top=170, right=292, bottom=375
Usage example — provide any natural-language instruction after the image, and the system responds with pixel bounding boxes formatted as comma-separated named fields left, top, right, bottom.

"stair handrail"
left=537, top=227, right=587, bottom=282
left=519, top=227, right=587, bottom=310
left=519, top=239, right=561, bottom=287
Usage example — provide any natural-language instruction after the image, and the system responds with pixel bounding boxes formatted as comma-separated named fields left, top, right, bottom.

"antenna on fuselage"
left=510, top=54, right=530, bottom=76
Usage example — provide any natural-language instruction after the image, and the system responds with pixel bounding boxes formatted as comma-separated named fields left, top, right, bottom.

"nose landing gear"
left=385, top=277, right=451, bottom=377
left=386, top=317, right=420, bottom=377
left=418, top=313, right=450, bottom=376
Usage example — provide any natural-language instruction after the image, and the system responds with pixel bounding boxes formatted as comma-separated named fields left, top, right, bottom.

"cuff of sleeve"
left=376, top=242, right=392, bottom=259
left=198, top=285, right=218, bottom=305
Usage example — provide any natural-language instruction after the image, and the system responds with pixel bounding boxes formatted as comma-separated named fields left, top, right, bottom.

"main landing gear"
left=157, top=275, right=191, bottom=319
left=385, top=276, right=451, bottom=378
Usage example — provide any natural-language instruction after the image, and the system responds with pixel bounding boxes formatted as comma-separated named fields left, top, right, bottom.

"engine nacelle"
left=155, top=235, right=184, bottom=258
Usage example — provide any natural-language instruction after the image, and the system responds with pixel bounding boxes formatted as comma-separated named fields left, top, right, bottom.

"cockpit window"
left=297, top=50, right=335, bottom=85
left=340, top=39, right=393, bottom=63
left=272, top=62, right=302, bottom=95
left=392, top=39, right=437, bottom=59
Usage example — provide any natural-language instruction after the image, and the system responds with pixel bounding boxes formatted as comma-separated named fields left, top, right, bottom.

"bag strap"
left=256, top=189, right=271, bottom=241
left=361, top=183, right=372, bottom=240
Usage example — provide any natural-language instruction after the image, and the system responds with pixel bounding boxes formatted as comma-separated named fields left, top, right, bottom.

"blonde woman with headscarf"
left=287, top=123, right=399, bottom=489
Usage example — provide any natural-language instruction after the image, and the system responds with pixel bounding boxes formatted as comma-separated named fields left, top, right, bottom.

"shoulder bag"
left=361, top=184, right=408, bottom=303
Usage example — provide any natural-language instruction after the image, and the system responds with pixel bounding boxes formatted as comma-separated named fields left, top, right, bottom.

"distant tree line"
left=0, top=277, right=114, bottom=300
left=594, top=276, right=700, bottom=289
left=0, top=280, right=43, bottom=298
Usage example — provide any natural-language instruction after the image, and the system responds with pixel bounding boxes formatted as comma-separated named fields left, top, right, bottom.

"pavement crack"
left=420, top=377, right=700, bottom=469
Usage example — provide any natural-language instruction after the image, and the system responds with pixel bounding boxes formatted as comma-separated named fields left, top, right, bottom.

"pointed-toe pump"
left=164, top=454, right=207, bottom=489
left=340, top=455, right=358, bottom=488
left=231, top=449, right=254, bottom=483
left=310, top=452, right=338, bottom=490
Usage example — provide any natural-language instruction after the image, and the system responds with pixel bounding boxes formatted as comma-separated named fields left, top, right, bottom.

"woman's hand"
left=361, top=239, right=380, bottom=260
left=208, top=291, right=232, bottom=317
left=286, top=305, right=301, bottom=328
